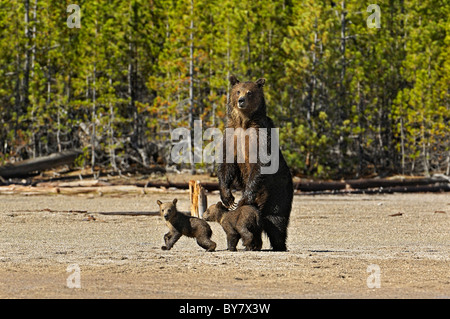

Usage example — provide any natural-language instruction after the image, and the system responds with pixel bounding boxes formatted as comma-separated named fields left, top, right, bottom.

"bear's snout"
left=238, top=96, right=246, bottom=108
left=163, top=213, right=170, bottom=220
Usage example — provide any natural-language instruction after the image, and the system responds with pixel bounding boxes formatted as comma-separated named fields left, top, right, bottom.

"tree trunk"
left=128, top=1, right=140, bottom=153
left=29, top=0, right=37, bottom=157
left=23, top=0, right=31, bottom=114
left=400, top=117, right=405, bottom=175
left=446, top=151, right=450, bottom=176
left=91, top=63, right=96, bottom=174
left=108, top=76, right=117, bottom=172
left=188, top=0, right=195, bottom=174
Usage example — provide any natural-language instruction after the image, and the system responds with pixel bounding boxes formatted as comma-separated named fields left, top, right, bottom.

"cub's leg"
left=196, top=236, right=217, bottom=252
left=162, top=231, right=181, bottom=250
left=226, top=231, right=240, bottom=251
left=239, top=228, right=255, bottom=251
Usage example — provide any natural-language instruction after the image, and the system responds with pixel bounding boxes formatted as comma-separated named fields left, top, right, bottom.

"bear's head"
left=202, top=201, right=228, bottom=222
left=157, top=198, right=178, bottom=221
left=228, top=76, right=266, bottom=121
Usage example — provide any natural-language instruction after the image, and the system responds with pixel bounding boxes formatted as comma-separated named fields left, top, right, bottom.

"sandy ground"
left=0, top=191, right=448, bottom=299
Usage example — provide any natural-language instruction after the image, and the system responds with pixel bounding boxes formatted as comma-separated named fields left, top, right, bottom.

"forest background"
left=0, top=0, right=449, bottom=179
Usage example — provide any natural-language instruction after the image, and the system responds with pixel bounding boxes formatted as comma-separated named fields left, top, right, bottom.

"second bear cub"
left=203, top=202, right=262, bottom=251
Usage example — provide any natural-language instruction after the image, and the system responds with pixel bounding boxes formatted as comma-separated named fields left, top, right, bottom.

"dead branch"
left=0, top=150, right=82, bottom=178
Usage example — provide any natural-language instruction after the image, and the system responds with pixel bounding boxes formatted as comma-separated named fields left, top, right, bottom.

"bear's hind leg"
left=196, top=237, right=216, bottom=252
left=252, top=229, right=263, bottom=251
left=263, top=216, right=288, bottom=251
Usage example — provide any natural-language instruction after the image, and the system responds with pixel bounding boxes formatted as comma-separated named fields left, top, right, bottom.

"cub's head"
left=228, top=76, right=266, bottom=118
left=202, top=201, right=228, bottom=222
left=157, top=198, right=178, bottom=221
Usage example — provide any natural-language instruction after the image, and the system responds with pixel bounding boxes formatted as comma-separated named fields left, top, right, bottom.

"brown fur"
left=218, top=75, right=293, bottom=251
left=203, top=202, right=262, bottom=251
left=157, top=199, right=216, bottom=252
left=227, top=76, right=267, bottom=130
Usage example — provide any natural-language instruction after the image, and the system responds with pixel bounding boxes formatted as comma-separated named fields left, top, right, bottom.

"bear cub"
left=157, top=198, right=216, bottom=252
left=203, top=201, right=262, bottom=251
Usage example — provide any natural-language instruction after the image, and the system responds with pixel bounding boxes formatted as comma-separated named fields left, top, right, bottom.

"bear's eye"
left=236, top=90, right=240, bottom=95
left=247, top=91, right=252, bottom=96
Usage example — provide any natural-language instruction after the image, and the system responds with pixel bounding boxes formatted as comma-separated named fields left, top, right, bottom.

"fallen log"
left=376, top=184, right=450, bottom=193
left=135, top=180, right=219, bottom=191
left=0, top=185, right=61, bottom=195
left=0, top=181, right=448, bottom=196
left=1, top=172, right=448, bottom=196
left=36, top=179, right=111, bottom=188
left=0, top=150, right=82, bottom=179
left=294, top=180, right=347, bottom=192
left=140, top=177, right=449, bottom=193
left=0, top=184, right=150, bottom=196
left=294, top=184, right=450, bottom=195
left=293, top=176, right=450, bottom=192
left=345, top=176, right=449, bottom=189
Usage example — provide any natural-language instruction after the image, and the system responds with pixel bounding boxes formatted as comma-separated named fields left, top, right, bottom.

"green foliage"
left=0, top=0, right=448, bottom=178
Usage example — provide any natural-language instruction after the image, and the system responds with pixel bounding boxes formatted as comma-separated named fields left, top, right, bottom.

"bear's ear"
left=156, top=200, right=162, bottom=206
left=229, top=75, right=240, bottom=86
left=256, top=78, right=266, bottom=88
left=172, top=198, right=178, bottom=205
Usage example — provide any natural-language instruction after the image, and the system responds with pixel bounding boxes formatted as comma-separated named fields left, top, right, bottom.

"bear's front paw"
left=161, top=245, right=168, bottom=250
left=221, top=194, right=235, bottom=209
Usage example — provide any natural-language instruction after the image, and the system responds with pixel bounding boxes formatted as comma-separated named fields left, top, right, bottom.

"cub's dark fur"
left=203, top=202, right=262, bottom=251
left=157, top=199, right=216, bottom=252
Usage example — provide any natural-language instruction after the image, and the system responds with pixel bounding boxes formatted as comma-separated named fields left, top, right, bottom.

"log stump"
left=189, top=180, right=207, bottom=218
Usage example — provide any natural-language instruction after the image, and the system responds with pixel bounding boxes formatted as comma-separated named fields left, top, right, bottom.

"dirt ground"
left=0, top=191, right=448, bottom=299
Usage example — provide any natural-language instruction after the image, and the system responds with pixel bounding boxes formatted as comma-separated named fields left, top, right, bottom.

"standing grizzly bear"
left=157, top=199, right=216, bottom=252
left=203, top=201, right=262, bottom=251
left=217, top=76, right=293, bottom=251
